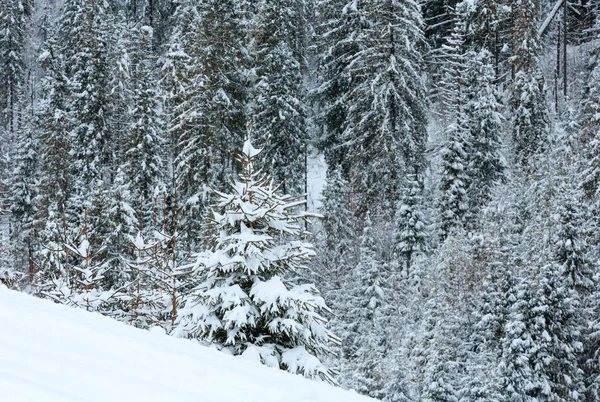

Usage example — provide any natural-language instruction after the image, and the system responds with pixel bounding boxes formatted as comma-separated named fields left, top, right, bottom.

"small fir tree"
left=175, top=136, right=337, bottom=383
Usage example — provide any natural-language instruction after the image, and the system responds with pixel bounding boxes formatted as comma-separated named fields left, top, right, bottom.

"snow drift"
left=0, top=286, right=373, bottom=402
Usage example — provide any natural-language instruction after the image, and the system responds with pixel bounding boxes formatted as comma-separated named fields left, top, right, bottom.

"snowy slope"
left=0, top=286, right=373, bottom=402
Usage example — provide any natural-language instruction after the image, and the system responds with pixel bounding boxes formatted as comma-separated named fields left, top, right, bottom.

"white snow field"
left=0, top=286, right=372, bottom=402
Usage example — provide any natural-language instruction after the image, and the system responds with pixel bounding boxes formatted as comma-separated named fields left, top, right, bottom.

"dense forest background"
left=2, top=0, right=600, bottom=400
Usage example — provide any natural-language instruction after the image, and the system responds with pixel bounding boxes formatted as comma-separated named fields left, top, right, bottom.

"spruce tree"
left=581, top=46, right=600, bottom=256
left=470, top=0, right=510, bottom=77
left=431, top=2, right=467, bottom=129
left=164, top=0, right=249, bottom=250
left=58, top=0, right=114, bottom=196
left=0, top=0, right=29, bottom=135
left=35, top=207, right=123, bottom=314
left=161, top=2, right=208, bottom=248
left=124, top=24, right=165, bottom=216
left=34, top=37, right=73, bottom=243
left=318, top=166, right=356, bottom=293
left=509, top=0, right=549, bottom=171
left=342, top=213, right=391, bottom=398
left=414, top=250, right=468, bottom=402
left=251, top=0, right=309, bottom=195
left=342, top=0, right=428, bottom=212
left=175, top=137, right=337, bottom=383
left=394, top=176, right=428, bottom=275
left=9, top=115, right=37, bottom=276
left=195, top=0, right=248, bottom=184
left=439, top=122, right=471, bottom=239
left=313, top=0, right=364, bottom=172
left=461, top=49, right=505, bottom=209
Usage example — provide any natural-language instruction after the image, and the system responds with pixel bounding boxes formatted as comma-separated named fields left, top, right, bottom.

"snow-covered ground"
left=0, top=286, right=373, bottom=402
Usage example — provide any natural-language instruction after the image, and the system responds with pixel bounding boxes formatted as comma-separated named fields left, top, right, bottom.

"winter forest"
left=3, top=0, right=600, bottom=400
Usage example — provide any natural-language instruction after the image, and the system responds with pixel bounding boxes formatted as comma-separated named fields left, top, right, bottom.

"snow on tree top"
left=243, top=136, right=262, bottom=159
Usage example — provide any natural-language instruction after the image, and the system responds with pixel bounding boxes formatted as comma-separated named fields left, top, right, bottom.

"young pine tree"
left=175, top=137, right=337, bottom=383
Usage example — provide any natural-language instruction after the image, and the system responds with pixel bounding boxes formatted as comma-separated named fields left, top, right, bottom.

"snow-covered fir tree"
left=8, top=112, right=37, bottom=276
left=35, top=206, right=124, bottom=314
left=34, top=35, right=73, bottom=248
left=499, top=261, right=585, bottom=402
left=123, top=24, right=165, bottom=218
left=431, top=1, right=468, bottom=129
left=340, top=212, right=392, bottom=398
left=58, top=0, right=114, bottom=197
left=509, top=0, right=549, bottom=171
left=439, top=122, right=471, bottom=239
left=251, top=0, right=309, bottom=195
left=414, top=245, right=471, bottom=402
left=340, top=0, right=429, bottom=213
left=394, top=176, right=428, bottom=275
left=175, top=137, right=337, bottom=383
left=317, top=166, right=356, bottom=296
left=313, top=0, right=364, bottom=172
left=0, top=0, right=30, bottom=135
left=163, top=0, right=249, bottom=250
left=461, top=49, right=505, bottom=210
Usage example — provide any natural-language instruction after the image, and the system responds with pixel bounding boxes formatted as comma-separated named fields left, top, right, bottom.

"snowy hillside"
left=0, top=286, right=373, bottom=402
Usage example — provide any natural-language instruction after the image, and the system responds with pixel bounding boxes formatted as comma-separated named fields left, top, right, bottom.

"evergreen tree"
left=422, top=0, right=460, bottom=52
left=313, top=0, right=364, bottom=172
left=124, top=24, right=165, bottom=214
left=161, top=2, right=207, bottom=248
left=342, top=0, right=428, bottom=212
left=175, top=137, right=337, bottom=383
left=431, top=2, right=467, bottom=129
left=0, top=0, right=30, bottom=228
left=470, top=0, right=510, bottom=77
left=35, top=206, right=123, bottom=314
left=34, top=37, right=73, bottom=240
left=461, top=49, right=505, bottom=209
left=581, top=45, right=600, bottom=248
left=0, top=0, right=29, bottom=134
left=414, top=250, right=468, bottom=402
left=394, top=176, right=428, bottom=275
left=102, top=168, right=137, bottom=291
left=341, top=213, right=391, bottom=398
left=509, top=0, right=549, bottom=171
left=439, top=122, right=471, bottom=239
left=252, top=0, right=309, bottom=195
left=318, top=166, right=356, bottom=293
left=498, top=252, right=585, bottom=401
left=195, top=0, right=248, bottom=184
left=164, top=0, right=248, bottom=249
left=9, top=115, right=37, bottom=276
left=63, top=0, right=114, bottom=200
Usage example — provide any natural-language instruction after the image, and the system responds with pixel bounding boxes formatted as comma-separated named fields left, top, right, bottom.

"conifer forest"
left=4, top=0, right=600, bottom=400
